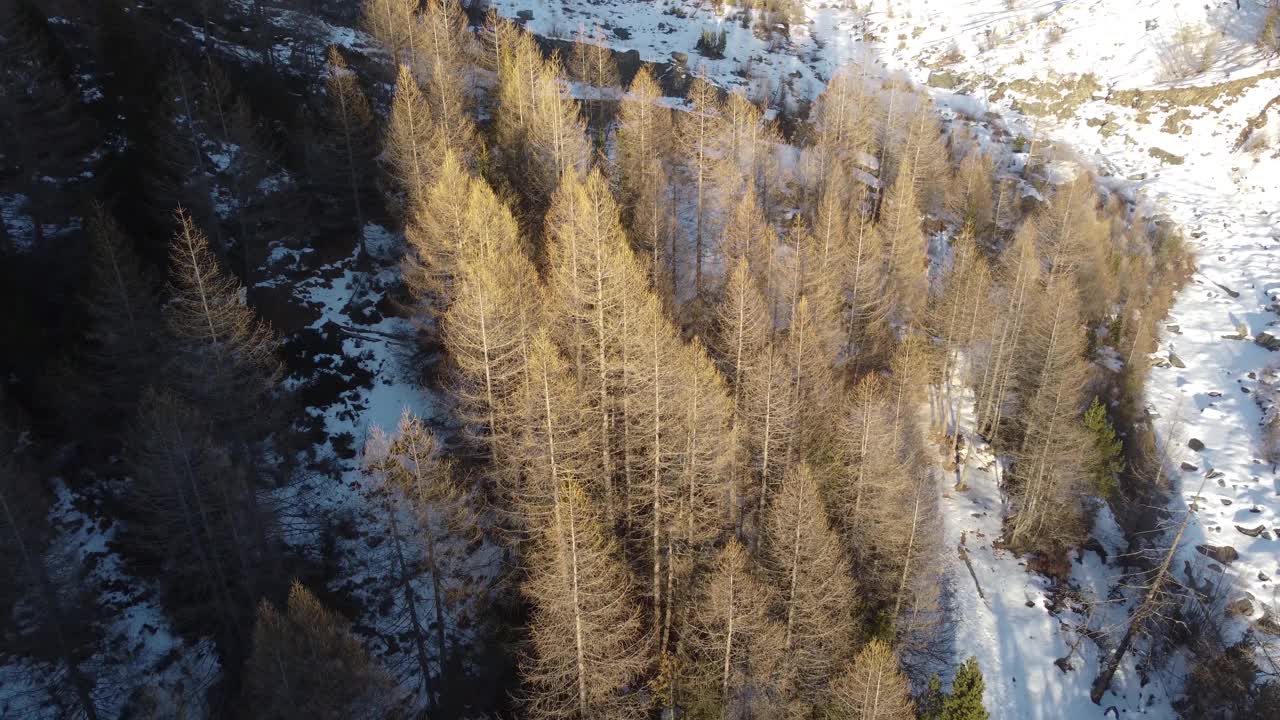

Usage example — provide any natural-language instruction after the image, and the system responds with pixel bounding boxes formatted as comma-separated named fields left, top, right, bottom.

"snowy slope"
left=497, top=0, right=1280, bottom=714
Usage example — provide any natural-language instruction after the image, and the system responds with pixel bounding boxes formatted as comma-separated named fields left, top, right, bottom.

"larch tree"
left=418, top=0, right=476, bottom=162
left=713, top=257, right=771, bottom=405
left=681, top=540, right=778, bottom=720
left=882, top=92, right=947, bottom=214
left=1007, top=273, right=1092, bottom=551
left=622, top=291, right=690, bottom=651
left=1034, top=180, right=1116, bottom=325
left=0, top=406, right=100, bottom=720
left=711, top=258, right=771, bottom=533
left=128, top=389, right=272, bottom=660
left=947, top=146, right=995, bottom=238
left=545, top=168, right=645, bottom=520
left=667, top=338, right=734, bottom=623
left=827, top=639, right=915, bottom=720
left=975, top=221, right=1040, bottom=443
left=384, top=64, right=439, bottom=208
left=928, top=229, right=993, bottom=477
left=164, top=210, right=280, bottom=441
left=811, top=62, right=880, bottom=183
left=243, top=582, right=394, bottom=720
left=714, top=91, right=765, bottom=204
left=504, top=331, right=600, bottom=532
left=877, top=162, right=928, bottom=324
left=440, top=201, right=541, bottom=450
left=677, top=73, right=724, bottom=296
left=568, top=25, right=619, bottom=132
left=720, top=188, right=778, bottom=316
left=223, top=97, right=279, bottom=280
left=81, top=204, right=162, bottom=421
left=495, top=27, right=590, bottom=218
left=520, top=480, right=649, bottom=720
left=842, top=184, right=892, bottom=367
left=763, top=462, right=856, bottom=713
left=832, top=374, right=892, bottom=541
left=142, top=64, right=221, bottom=254
left=742, top=341, right=797, bottom=545
left=364, top=410, right=488, bottom=710
left=361, top=0, right=418, bottom=65
left=784, top=294, right=840, bottom=462
left=316, top=47, right=378, bottom=252
left=614, top=66, right=675, bottom=292
left=402, top=150, right=474, bottom=308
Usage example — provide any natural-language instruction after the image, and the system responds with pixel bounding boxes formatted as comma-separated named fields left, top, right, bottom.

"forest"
left=7, top=0, right=1270, bottom=718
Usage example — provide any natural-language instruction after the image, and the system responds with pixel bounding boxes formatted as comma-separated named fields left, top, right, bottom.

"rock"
left=1209, top=391, right=1222, bottom=398
left=615, top=48, right=641, bottom=77
left=1220, top=498, right=1233, bottom=506
left=1227, top=596, right=1254, bottom=616
left=1206, top=469, right=1224, bottom=479
left=1083, top=538, right=1108, bottom=564
left=1188, top=438, right=1205, bottom=451
left=1168, top=351, right=1186, bottom=368
left=1181, top=462, right=1199, bottom=472
left=1260, top=572, right=1271, bottom=582
left=670, top=51, right=688, bottom=66
left=1238, top=525, right=1267, bottom=537
left=928, top=71, right=960, bottom=89
left=515, top=9, right=533, bottom=21
left=1196, top=544, right=1239, bottom=564
left=612, top=27, right=632, bottom=40
left=1166, top=324, right=1181, bottom=334
left=1256, top=331, right=1280, bottom=351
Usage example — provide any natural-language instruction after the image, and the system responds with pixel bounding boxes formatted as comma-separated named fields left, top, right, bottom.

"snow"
left=940, top=381, right=1179, bottom=718
left=0, top=478, right=218, bottom=719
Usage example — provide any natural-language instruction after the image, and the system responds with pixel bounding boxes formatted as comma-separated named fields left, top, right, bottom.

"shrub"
left=696, top=28, right=728, bottom=59
left=1261, top=2, right=1280, bottom=56
left=1156, top=23, right=1219, bottom=81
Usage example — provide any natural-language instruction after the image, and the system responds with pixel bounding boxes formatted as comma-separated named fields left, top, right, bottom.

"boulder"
left=1227, top=596, right=1254, bottom=616
left=1180, top=462, right=1199, bottom=472
left=1257, top=331, right=1280, bottom=351
left=928, top=70, right=960, bottom=90
left=1196, top=544, right=1239, bottom=564
left=671, top=51, right=688, bottom=66
left=1082, top=538, right=1108, bottom=564
left=515, top=9, right=534, bottom=21
left=1188, top=438, right=1205, bottom=451
left=1237, top=525, right=1267, bottom=537
left=615, top=48, right=641, bottom=77
left=1168, top=351, right=1186, bottom=368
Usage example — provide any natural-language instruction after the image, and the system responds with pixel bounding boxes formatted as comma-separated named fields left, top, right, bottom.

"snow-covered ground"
left=941, top=379, right=1181, bottom=718
left=498, top=0, right=1280, bottom=714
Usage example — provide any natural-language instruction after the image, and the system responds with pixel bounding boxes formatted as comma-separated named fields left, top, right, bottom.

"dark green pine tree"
left=1083, top=397, right=1124, bottom=498
left=943, top=657, right=989, bottom=720
left=918, top=673, right=945, bottom=720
